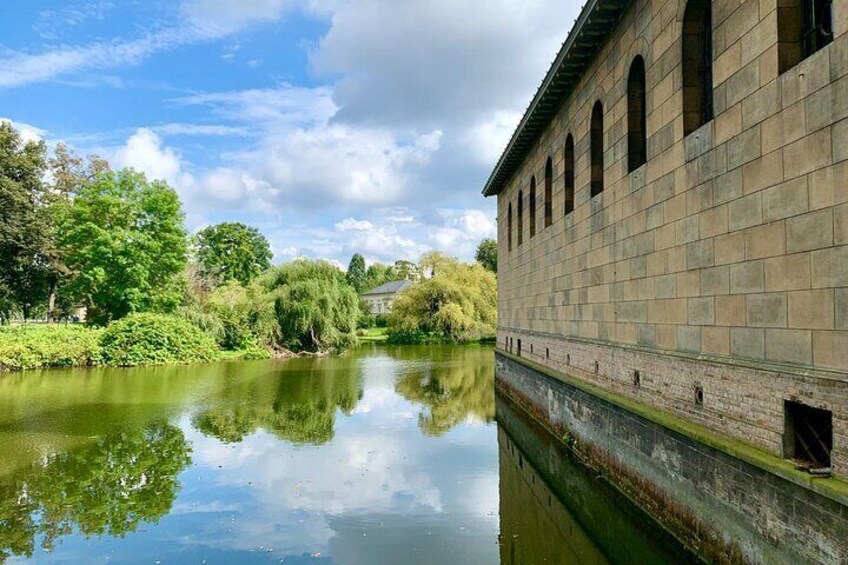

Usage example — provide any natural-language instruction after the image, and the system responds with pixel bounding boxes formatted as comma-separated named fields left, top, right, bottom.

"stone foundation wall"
left=496, top=352, right=848, bottom=564
left=497, top=330, right=848, bottom=477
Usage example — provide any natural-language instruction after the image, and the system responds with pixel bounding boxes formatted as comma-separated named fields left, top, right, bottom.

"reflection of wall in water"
left=498, top=426, right=607, bottom=565
left=497, top=394, right=690, bottom=565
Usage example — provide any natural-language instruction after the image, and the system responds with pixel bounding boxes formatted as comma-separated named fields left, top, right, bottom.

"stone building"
left=484, top=0, right=847, bottom=560
left=360, top=280, right=412, bottom=315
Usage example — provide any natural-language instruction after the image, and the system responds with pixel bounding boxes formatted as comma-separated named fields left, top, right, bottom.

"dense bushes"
left=99, top=313, right=219, bottom=367
left=0, top=325, right=103, bottom=370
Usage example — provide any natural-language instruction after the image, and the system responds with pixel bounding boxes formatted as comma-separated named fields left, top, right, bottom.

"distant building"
left=361, top=280, right=412, bottom=315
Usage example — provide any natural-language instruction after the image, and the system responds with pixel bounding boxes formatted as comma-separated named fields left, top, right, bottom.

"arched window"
left=564, top=134, right=575, bottom=215
left=628, top=56, right=647, bottom=172
left=517, top=190, right=524, bottom=246
left=682, top=0, right=713, bottom=136
left=529, top=176, right=537, bottom=238
left=778, top=0, right=833, bottom=74
left=590, top=101, right=604, bottom=198
left=544, top=158, right=553, bottom=228
left=507, top=202, right=513, bottom=252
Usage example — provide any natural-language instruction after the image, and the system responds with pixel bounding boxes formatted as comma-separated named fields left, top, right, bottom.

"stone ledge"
left=496, top=349, right=848, bottom=507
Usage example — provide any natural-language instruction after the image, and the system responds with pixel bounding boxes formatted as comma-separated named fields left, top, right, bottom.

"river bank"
left=0, top=315, right=266, bottom=372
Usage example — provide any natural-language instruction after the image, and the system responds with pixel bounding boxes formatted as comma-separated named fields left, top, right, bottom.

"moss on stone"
left=498, top=350, right=848, bottom=505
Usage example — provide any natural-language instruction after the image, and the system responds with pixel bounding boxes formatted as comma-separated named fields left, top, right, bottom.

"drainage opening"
left=566, top=354, right=571, bottom=365
left=632, top=370, right=641, bottom=388
left=517, top=339, right=522, bottom=357
left=694, top=385, right=704, bottom=406
left=784, top=400, right=832, bottom=473
left=594, top=360, right=599, bottom=374
left=546, top=348, right=550, bottom=359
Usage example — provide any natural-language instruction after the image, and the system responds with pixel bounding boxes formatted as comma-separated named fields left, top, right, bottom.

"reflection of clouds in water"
left=177, top=392, right=498, bottom=558
left=190, top=427, right=443, bottom=516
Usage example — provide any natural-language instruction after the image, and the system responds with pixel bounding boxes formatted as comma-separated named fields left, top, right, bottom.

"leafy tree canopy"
left=262, top=259, right=360, bottom=352
left=59, top=169, right=188, bottom=325
left=193, top=222, right=272, bottom=286
left=475, top=238, right=497, bottom=273
left=345, top=253, right=367, bottom=293
left=0, top=122, right=51, bottom=320
left=388, top=253, right=496, bottom=343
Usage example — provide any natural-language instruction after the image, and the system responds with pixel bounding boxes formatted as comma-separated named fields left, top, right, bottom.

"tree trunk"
left=47, top=281, right=57, bottom=323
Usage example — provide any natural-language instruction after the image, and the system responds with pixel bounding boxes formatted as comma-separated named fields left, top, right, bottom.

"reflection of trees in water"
left=0, top=422, right=191, bottom=562
left=193, top=360, right=363, bottom=445
left=395, top=348, right=495, bottom=436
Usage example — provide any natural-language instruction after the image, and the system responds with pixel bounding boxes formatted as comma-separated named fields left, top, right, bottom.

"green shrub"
left=99, top=313, right=218, bottom=367
left=0, top=325, right=103, bottom=371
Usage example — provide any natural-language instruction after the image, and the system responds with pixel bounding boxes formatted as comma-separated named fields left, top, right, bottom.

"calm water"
left=0, top=345, right=690, bottom=564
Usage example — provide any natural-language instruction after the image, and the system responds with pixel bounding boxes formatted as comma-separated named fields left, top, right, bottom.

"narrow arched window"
left=564, top=134, right=574, bottom=215
left=544, top=158, right=553, bottom=228
left=517, top=190, right=524, bottom=246
left=507, top=202, right=513, bottom=252
left=590, top=101, right=604, bottom=198
left=682, top=0, right=713, bottom=136
left=628, top=56, right=647, bottom=172
left=529, top=176, right=537, bottom=238
left=778, top=0, right=833, bottom=74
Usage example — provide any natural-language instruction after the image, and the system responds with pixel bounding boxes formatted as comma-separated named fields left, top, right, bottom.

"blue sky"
left=0, top=0, right=579, bottom=266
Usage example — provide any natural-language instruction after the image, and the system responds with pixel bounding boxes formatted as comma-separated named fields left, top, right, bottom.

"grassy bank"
left=358, top=327, right=389, bottom=343
left=0, top=314, right=267, bottom=372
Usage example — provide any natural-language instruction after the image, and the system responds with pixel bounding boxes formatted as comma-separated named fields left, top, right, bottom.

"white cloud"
left=112, top=128, right=194, bottom=189
left=181, top=0, right=295, bottom=35
left=0, top=0, right=299, bottom=89
left=151, top=123, right=251, bottom=137
left=0, top=28, right=199, bottom=89
left=464, top=110, right=522, bottom=165
left=0, top=118, right=48, bottom=144
left=335, top=218, right=374, bottom=232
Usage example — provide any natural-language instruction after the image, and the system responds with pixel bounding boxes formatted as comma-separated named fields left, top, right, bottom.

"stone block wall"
left=496, top=0, right=848, bottom=475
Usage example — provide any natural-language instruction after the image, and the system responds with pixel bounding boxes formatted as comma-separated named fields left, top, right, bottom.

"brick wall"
left=496, top=0, right=848, bottom=475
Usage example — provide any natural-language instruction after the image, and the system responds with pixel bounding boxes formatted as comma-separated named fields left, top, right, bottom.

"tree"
left=364, top=262, right=393, bottom=291
left=193, top=222, right=272, bottom=286
left=388, top=253, right=496, bottom=343
left=0, top=122, right=51, bottom=320
left=345, top=253, right=367, bottom=293
left=261, top=259, right=360, bottom=352
left=58, top=169, right=188, bottom=325
left=392, top=259, right=420, bottom=281
left=44, top=143, right=111, bottom=321
left=475, top=238, right=498, bottom=273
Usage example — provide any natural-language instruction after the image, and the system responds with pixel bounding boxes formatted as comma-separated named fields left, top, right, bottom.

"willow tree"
left=262, top=259, right=360, bottom=352
left=388, top=253, right=496, bottom=343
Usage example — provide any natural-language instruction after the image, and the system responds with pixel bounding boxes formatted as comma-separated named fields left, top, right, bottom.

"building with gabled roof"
left=361, top=280, right=413, bottom=315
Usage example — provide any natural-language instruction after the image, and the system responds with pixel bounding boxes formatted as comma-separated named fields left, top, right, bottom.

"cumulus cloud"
left=112, top=128, right=195, bottom=190
left=171, top=85, right=443, bottom=212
